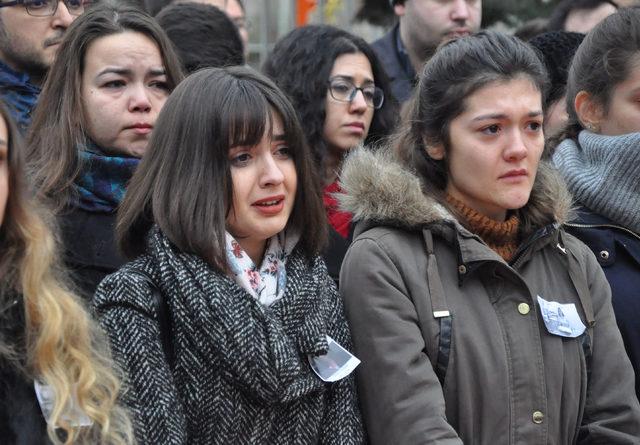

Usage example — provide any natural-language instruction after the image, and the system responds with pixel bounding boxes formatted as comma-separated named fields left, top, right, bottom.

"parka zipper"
left=565, top=222, right=640, bottom=242
left=509, top=225, right=557, bottom=270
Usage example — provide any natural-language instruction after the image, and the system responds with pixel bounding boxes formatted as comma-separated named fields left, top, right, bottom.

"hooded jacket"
left=338, top=148, right=640, bottom=444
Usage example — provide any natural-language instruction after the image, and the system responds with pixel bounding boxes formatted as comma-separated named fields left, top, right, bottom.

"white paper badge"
left=34, top=380, right=93, bottom=427
left=308, top=336, right=361, bottom=382
left=536, top=295, right=586, bottom=338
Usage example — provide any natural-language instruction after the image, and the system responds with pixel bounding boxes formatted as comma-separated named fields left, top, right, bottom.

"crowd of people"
left=1, top=0, right=640, bottom=443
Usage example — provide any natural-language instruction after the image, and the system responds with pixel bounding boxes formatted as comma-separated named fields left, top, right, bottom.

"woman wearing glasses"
left=263, top=25, right=397, bottom=283
left=24, top=3, right=183, bottom=298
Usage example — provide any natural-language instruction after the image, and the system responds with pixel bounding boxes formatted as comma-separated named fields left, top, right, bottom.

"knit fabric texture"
left=0, top=60, right=40, bottom=134
left=554, top=131, right=640, bottom=233
left=75, top=143, right=139, bottom=213
left=528, top=31, right=585, bottom=105
left=446, top=194, right=520, bottom=261
left=93, top=226, right=364, bottom=445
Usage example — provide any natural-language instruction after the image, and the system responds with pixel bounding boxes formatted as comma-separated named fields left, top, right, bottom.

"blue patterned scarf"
left=0, top=61, right=40, bottom=134
left=74, top=143, right=140, bottom=213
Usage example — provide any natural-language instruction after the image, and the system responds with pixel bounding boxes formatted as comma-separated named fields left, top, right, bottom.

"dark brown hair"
left=395, top=31, right=547, bottom=192
left=25, top=2, right=184, bottom=212
left=562, top=8, right=640, bottom=141
left=118, top=66, right=327, bottom=270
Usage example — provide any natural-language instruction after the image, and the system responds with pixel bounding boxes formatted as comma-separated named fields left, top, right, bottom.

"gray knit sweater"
left=553, top=130, right=640, bottom=232
left=93, top=227, right=365, bottom=444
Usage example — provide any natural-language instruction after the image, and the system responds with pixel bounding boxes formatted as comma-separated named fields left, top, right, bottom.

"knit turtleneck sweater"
left=446, top=195, right=520, bottom=261
left=553, top=130, right=640, bottom=233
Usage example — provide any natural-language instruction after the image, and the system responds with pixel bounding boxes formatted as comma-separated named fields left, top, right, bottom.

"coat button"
left=518, top=303, right=530, bottom=315
left=532, top=411, right=544, bottom=424
left=599, top=250, right=610, bottom=260
left=458, top=265, right=467, bottom=274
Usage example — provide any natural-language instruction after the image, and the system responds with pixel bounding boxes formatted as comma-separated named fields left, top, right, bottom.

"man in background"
left=0, top=0, right=85, bottom=132
left=372, top=0, right=482, bottom=102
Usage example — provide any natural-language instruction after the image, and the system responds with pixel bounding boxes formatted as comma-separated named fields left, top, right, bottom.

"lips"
left=447, top=28, right=471, bottom=38
left=127, top=123, right=153, bottom=135
left=252, top=195, right=285, bottom=215
left=499, top=169, right=528, bottom=180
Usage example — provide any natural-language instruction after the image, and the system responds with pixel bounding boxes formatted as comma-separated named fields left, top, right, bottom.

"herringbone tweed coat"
left=93, top=227, right=365, bottom=445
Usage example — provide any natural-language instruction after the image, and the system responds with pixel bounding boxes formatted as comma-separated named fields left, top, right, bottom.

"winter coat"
left=93, top=226, right=365, bottom=445
left=60, top=207, right=125, bottom=300
left=0, top=295, right=51, bottom=445
left=566, top=206, right=640, bottom=400
left=371, top=24, right=415, bottom=103
left=338, top=148, right=640, bottom=444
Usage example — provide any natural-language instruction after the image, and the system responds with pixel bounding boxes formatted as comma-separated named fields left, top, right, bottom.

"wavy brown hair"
left=0, top=104, right=133, bottom=443
left=25, top=2, right=183, bottom=212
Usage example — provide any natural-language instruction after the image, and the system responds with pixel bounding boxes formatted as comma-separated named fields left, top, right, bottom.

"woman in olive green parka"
left=339, top=32, right=640, bottom=444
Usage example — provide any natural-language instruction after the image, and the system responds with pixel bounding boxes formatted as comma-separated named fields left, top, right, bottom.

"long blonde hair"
left=0, top=106, right=133, bottom=444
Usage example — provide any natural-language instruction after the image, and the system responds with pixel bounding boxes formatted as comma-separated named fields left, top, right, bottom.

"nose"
left=128, top=84, right=152, bottom=113
left=504, top=129, right=528, bottom=162
left=52, top=0, right=74, bottom=28
left=451, top=0, right=471, bottom=21
left=259, top=153, right=285, bottom=187
left=349, top=89, right=368, bottom=113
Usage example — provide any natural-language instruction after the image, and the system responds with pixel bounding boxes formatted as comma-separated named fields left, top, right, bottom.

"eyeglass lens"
left=329, top=80, right=384, bottom=109
left=26, top=0, right=87, bottom=16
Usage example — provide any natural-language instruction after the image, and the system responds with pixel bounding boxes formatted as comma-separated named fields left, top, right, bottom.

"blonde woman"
left=0, top=104, right=133, bottom=444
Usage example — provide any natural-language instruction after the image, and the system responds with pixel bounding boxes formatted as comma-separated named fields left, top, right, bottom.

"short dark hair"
left=262, top=25, right=398, bottom=174
left=25, top=2, right=184, bottom=212
left=563, top=8, right=640, bottom=140
left=156, top=2, right=244, bottom=73
left=396, top=31, right=547, bottom=191
left=547, top=0, right=618, bottom=31
left=118, top=67, right=327, bottom=270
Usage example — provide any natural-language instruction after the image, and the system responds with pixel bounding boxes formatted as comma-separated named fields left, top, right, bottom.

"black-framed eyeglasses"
left=328, top=78, right=385, bottom=110
left=0, top=0, right=92, bottom=17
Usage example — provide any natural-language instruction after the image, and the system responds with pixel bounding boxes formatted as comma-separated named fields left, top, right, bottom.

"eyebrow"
left=472, top=111, right=543, bottom=121
left=96, top=67, right=167, bottom=77
left=330, top=74, right=375, bottom=84
left=272, top=133, right=286, bottom=141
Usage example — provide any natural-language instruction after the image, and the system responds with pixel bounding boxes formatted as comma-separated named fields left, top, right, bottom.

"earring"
left=586, top=123, right=599, bottom=132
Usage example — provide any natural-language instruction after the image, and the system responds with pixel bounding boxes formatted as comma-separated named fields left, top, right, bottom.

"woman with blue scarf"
left=552, top=8, right=640, bottom=401
left=25, top=3, right=183, bottom=298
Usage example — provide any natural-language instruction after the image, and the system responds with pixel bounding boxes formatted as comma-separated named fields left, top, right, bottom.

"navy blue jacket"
left=371, top=25, right=415, bottom=103
left=565, top=207, right=640, bottom=399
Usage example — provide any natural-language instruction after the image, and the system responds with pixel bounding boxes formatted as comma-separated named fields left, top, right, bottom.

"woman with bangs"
left=0, top=104, right=132, bottom=444
left=93, top=67, right=364, bottom=444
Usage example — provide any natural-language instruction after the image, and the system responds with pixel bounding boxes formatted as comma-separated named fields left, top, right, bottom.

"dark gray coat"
left=93, top=227, right=364, bottom=445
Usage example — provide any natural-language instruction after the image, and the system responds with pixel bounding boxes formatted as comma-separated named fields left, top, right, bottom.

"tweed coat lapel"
left=148, top=228, right=330, bottom=405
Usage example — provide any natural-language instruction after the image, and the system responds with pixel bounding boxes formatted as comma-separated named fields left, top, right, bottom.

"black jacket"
left=60, top=207, right=126, bottom=300
left=0, top=295, right=50, bottom=445
left=371, top=24, right=415, bottom=103
left=566, top=207, right=640, bottom=400
left=93, top=227, right=365, bottom=444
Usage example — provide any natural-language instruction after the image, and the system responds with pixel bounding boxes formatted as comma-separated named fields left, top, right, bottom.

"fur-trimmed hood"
left=338, top=147, right=572, bottom=235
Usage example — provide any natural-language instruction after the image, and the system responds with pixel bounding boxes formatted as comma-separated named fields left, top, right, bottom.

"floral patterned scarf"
left=225, top=231, right=300, bottom=307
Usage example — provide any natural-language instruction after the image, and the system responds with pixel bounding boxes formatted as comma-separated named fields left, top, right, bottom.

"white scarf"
left=225, top=231, right=299, bottom=306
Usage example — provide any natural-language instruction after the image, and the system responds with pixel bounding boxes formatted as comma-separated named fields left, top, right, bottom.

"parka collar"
left=339, top=147, right=572, bottom=235
left=338, top=147, right=573, bottom=269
